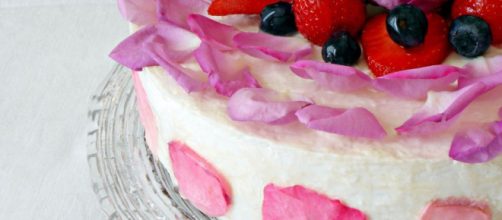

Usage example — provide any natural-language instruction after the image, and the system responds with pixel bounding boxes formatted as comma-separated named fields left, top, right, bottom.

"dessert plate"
left=86, top=64, right=213, bottom=220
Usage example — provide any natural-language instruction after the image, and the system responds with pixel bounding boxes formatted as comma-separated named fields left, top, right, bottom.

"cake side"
left=135, top=68, right=502, bottom=219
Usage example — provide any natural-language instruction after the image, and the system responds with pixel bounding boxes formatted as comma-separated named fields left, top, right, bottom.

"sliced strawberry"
left=208, top=0, right=280, bottom=16
left=361, top=13, right=450, bottom=77
left=451, top=0, right=502, bottom=44
left=293, top=0, right=366, bottom=46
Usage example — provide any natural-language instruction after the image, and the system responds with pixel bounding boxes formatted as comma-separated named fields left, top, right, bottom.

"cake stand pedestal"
left=86, top=64, right=213, bottom=220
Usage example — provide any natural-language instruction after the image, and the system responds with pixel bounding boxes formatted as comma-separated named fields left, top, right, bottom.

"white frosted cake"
left=112, top=0, right=502, bottom=219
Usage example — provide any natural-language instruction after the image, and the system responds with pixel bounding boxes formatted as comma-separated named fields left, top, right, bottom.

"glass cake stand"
left=86, top=64, right=214, bottom=220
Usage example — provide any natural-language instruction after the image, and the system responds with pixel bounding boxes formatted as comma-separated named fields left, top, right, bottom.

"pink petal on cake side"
left=132, top=72, right=159, bottom=155
left=449, top=121, right=502, bottom=163
left=168, top=141, right=231, bottom=217
left=296, top=105, right=387, bottom=139
left=263, top=184, right=367, bottom=220
left=187, top=14, right=240, bottom=51
left=145, top=42, right=208, bottom=93
left=156, top=0, right=210, bottom=29
left=421, top=198, right=491, bottom=220
left=194, top=42, right=261, bottom=97
left=372, top=0, right=448, bottom=12
left=396, top=83, right=487, bottom=135
left=228, top=88, right=311, bottom=125
left=233, top=32, right=312, bottom=62
left=373, top=65, right=461, bottom=100
left=459, top=55, right=502, bottom=88
left=290, top=60, right=372, bottom=92
left=117, top=0, right=157, bottom=25
left=110, top=21, right=200, bottom=70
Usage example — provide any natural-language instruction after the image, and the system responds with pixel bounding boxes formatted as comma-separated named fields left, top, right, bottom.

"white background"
left=0, top=1, right=128, bottom=219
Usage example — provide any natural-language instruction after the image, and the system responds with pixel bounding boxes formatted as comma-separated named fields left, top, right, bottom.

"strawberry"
left=451, top=0, right=502, bottom=44
left=361, top=13, right=450, bottom=77
left=208, top=0, right=280, bottom=16
left=293, top=0, right=366, bottom=46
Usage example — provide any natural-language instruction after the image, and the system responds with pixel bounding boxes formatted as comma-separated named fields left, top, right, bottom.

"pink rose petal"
left=458, top=69, right=502, bottom=95
left=450, top=121, right=502, bottom=163
left=157, top=0, right=210, bottom=29
left=194, top=42, right=261, bottom=97
left=396, top=83, right=487, bottom=135
left=188, top=14, right=240, bottom=51
left=228, top=88, right=311, bottom=125
left=372, top=0, right=448, bottom=12
left=421, top=198, right=491, bottom=220
left=144, top=42, right=208, bottom=93
left=110, top=25, right=157, bottom=70
left=459, top=55, right=502, bottom=88
left=169, top=141, right=231, bottom=217
left=233, top=32, right=312, bottom=62
left=373, top=65, right=461, bottom=100
left=110, top=21, right=200, bottom=71
left=132, top=72, right=159, bottom=155
left=263, top=184, right=367, bottom=220
left=296, top=105, right=387, bottom=139
left=117, top=0, right=157, bottom=26
left=290, top=60, right=372, bottom=92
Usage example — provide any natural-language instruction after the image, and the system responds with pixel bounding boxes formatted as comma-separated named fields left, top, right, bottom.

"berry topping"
left=449, top=15, right=492, bottom=58
left=362, top=13, right=450, bottom=77
left=322, top=32, right=361, bottom=66
left=293, top=0, right=366, bottom=45
left=386, top=4, right=428, bottom=48
left=451, top=0, right=502, bottom=44
left=208, top=0, right=279, bottom=16
left=260, top=2, right=297, bottom=36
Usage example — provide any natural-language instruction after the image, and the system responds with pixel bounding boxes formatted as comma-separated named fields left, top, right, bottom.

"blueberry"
left=449, top=15, right=492, bottom=58
left=260, top=2, right=297, bottom=36
left=386, top=4, right=428, bottom=48
left=322, top=32, right=361, bottom=66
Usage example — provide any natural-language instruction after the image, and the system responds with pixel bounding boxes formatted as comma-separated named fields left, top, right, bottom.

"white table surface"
left=0, top=1, right=129, bottom=219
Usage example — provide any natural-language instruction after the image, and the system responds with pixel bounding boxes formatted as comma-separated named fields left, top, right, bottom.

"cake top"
left=112, top=0, right=502, bottom=163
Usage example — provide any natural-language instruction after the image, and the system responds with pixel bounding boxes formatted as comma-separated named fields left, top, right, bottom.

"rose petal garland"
left=194, top=42, right=261, bottom=97
left=117, top=0, right=157, bottom=26
left=233, top=32, right=312, bottom=62
left=396, top=83, right=487, bottom=135
left=373, top=65, right=461, bottom=100
left=169, top=141, right=231, bottom=216
left=421, top=198, right=492, bottom=220
left=296, top=105, right=387, bottom=139
left=262, top=184, right=367, bottom=220
left=113, top=0, right=502, bottom=163
left=187, top=14, right=239, bottom=51
left=228, top=88, right=311, bottom=125
left=290, top=60, right=372, bottom=92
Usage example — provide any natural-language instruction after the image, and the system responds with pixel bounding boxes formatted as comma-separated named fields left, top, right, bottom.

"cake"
left=111, top=0, right=502, bottom=219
